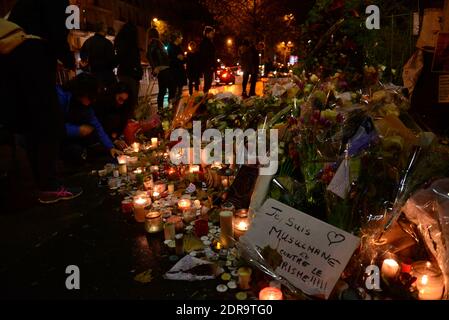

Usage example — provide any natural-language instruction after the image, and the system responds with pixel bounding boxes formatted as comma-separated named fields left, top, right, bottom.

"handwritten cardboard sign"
left=242, top=199, right=360, bottom=299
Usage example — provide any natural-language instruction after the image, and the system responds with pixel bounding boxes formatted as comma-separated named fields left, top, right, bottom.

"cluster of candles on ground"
left=111, top=141, right=284, bottom=300
left=380, top=257, right=444, bottom=300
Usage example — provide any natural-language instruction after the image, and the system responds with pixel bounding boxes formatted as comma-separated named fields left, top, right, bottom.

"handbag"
left=0, top=18, right=42, bottom=55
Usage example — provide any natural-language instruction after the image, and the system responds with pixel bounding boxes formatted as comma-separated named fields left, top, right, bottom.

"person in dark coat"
left=80, top=22, right=117, bottom=90
left=147, top=28, right=175, bottom=110
left=0, top=0, right=82, bottom=204
left=115, top=22, right=143, bottom=108
left=240, top=40, right=259, bottom=97
left=199, top=26, right=216, bottom=93
left=186, top=41, right=201, bottom=96
left=167, top=31, right=187, bottom=100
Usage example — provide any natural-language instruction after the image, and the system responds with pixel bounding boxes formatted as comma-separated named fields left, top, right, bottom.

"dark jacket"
left=115, top=39, right=143, bottom=81
left=80, top=34, right=116, bottom=74
left=186, top=51, right=201, bottom=79
left=8, top=0, right=75, bottom=69
left=147, top=39, right=170, bottom=70
left=240, top=45, right=259, bottom=74
left=199, top=37, right=216, bottom=73
left=167, top=43, right=187, bottom=86
left=94, top=94, right=132, bottom=139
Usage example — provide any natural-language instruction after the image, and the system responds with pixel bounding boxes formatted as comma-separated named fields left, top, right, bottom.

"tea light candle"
left=168, top=184, right=175, bottom=194
left=412, top=261, right=444, bottom=300
left=220, top=211, right=234, bottom=249
left=145, top=211, right=163, bottom=234
left=132, top=142, right=140, bottom=153
left=211, top=161, right=223, bottom=170
left=133, top=196, right=150, bottom=223
left=381, top=259, right=400, bottom=281
left=259, top=287, right=283, bottom=300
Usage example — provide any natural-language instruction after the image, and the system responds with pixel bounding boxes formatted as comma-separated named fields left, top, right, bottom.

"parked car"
left=215, top=66, right=236, bottom=85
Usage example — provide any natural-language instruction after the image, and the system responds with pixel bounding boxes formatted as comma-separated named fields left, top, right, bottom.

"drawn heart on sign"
left=327, top=232, right=346, bottom=247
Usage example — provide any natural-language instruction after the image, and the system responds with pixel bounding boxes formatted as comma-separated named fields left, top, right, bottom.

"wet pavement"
left=0, top=165, right=233, bottom=300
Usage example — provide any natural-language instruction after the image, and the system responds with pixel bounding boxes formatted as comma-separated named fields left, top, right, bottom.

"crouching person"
left=57, top=73, right=122, bottom=164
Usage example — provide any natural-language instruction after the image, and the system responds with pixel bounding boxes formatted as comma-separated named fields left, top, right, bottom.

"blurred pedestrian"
left=115, top=22, right=143, bottom=109
left=167, top=31, right=187, bottom=100
left=147, top=28, right=175, bottom=110
left=240, top=40, right=259, bottom=98
left=186, top=41, right=201, bottom=96
left=199, top=26, right=216, bottom=93
left=80, top=22, right=117, bottom=91
left=0, top=0, right=82, bottom=204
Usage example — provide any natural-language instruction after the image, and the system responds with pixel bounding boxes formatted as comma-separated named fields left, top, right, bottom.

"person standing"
left=167, top=31, right=187, bottom=101
left=240, top=40, right=259, bottom=98
left=186, top=41, right=201, bottom=96
left=0, top=0, right=82, bottom=204
left=147, top=28, right=175, bottom=110
left=80, top=22, right=117, bottom=90
left=115, top=22, right=143, bottom=109
left=199, top=26, right=216, bottom=93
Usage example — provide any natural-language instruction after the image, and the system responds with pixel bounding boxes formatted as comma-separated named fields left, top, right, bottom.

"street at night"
left=1, top=0, right=449, bottom=310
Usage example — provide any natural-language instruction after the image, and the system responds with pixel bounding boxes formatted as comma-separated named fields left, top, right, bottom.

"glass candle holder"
left=220, top=210, right=234, bottom=249
left=167, top=215, right=184, bottom=233
left=145, top=211, right=163, bottom=234
left=164, top=222, right=176, bottom=241
left=175, top=234, right=184, bottom=256
left=168, top=184, right=175, bottom=195
left=195, top=219, right=209, bottom=238
left=381, top=258, right=401, bottom=282
left=238, top=267, right=252, bottom=290
left=234, top=209, right=250, bottom=239
left=412, top=261, right=444, bottom=300
left=222, top=202, right=235, bottom=213
left=133, top=196, right=151, bottom=223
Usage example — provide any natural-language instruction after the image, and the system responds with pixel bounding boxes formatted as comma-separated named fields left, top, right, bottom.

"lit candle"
left=190, top=165, right=200, bottom=174
left=412, top=261, right=444, bottom=300
left=259, top=287, right=283, bottom=301
left=145, top=211, right=163, bottom=234
left=117, top=155, right=128, bottom=175
left=132, top=142, right=140, bottom=153
left=151, top=138, right=158, bottom=148
left=133, top=196, right=150, bottom=223
left=211, top=161, right=223, bottom=170
left=134, top=168, right=143, bottom=175
left=238, top=267, right=252, bottom=290
left=381, top=259, right=400, bottom=281
left=220, top=211, right=234, bottom=249
left=150, top=165, right=159, bottom=173
left=178, top=199, right=192, bottom=211
left=152, top=191, right=161, bottom=200
left=168, top=184, right=175, bottom=194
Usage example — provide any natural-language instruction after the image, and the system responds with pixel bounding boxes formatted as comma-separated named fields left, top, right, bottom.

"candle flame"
left=135, top=197, right=148, bottom=205
left=421, top=275, right=429, bottom=286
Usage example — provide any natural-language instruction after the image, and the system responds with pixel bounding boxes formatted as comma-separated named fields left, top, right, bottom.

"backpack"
left=0, top=18, right=42, bottom=55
